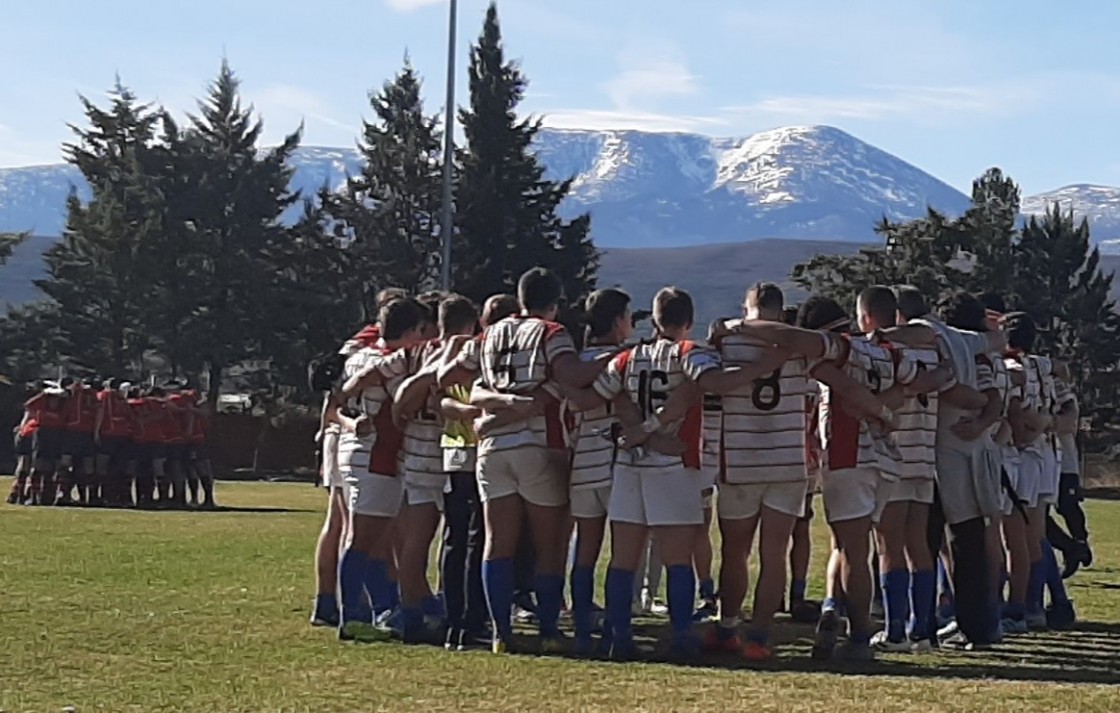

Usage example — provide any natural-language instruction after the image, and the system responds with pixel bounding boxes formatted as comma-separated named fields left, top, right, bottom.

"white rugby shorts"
left=609, top=464, right=705, bottom=527
left=887, top=478, right=936, bottom=505
left=570, top=484, right=611, bottom=520
left=1017, top=449, right=1044, bottom=510
left=717, top=481, right=808, bottom=520
left=821, top=467, right=892, bottom=524
left=343, top=468, right=404, bottom=518
left=476, top=446, right=568, bottom=507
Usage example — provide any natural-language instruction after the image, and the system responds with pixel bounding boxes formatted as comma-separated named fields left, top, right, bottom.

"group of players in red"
left=306, top=266, right=1092, bottom=662
left=8, top=378, right=215, bottom=509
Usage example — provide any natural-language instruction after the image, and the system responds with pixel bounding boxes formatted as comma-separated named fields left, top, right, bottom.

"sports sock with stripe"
left=606, top=568, right=636, bottom=644
left=338, top=549, right=372, bottom=624
left=882, top=568, right=910, bottom=642
left=909, top=569, right=935, bottom=640
left=666, top=564, right=696, bottom=637
left=482, top=557, right=515, bottom=639
left=535, top=572, right=565, bottom=637
left=570, top=565, right=595, bottom=640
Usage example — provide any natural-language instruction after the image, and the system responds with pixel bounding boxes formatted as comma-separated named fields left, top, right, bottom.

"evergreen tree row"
left=793, top=168, right=1120, bottom=447
left=0, top=3, right=598, bottom=404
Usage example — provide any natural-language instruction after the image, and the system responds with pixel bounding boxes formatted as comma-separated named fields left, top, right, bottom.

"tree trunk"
left=206, top=362, right=223, bottom=411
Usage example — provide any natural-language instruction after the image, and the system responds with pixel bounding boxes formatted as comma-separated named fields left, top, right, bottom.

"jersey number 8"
left=751, top=368, right=782, bottom=411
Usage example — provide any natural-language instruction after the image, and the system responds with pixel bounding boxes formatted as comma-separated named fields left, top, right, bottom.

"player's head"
left=744, top=282, right=784, bottom=321
left=308, top=353, right=346, bottom=393
left=149, top=386, right=166, bottom=399
left=439, top=294, right=479, bottom=337
left=978, top=292, right=1007, bottom=333
left=417, top=290, right=445, bottom=339
left=894, top=285, right=929, bottom=324
left=379, top=297, right=427, bottom=347
left=652, top=286, right=694, bottom=335
left=518, top=267, right=564, bottom=319
left=857, top=285, right=898, bottom=332
left=481, top=293, right=519, bottom=328
left=376, top=287, right=408, bottom=310
left=781, top=306, right=799, bottom=326
left=584, top=288, right=633, bottom=345
left=940, top=291, right=987, bottom=333
left=1004, top=311, right=1036, bottom=353
left=797, top=295, right=850, bottom=333
left=60, top=376, right=75, bottom=390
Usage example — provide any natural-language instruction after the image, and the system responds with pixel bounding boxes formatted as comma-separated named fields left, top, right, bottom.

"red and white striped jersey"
left=713, top=328, right=827, bottom=485
left=337, top=344, right=410, bottom=475
left=701, top=392, right=723, bottom=481
left=457, top=315, right=576, bottom=453
left=569, top=344, right=620, bottom=490
left=400, top=339, right=448, bottom=486
left=977, top=353, right=1014, bottom=445
left=882, top=338, right=951, bottom=481
left=593, top=338, right=720, bottom=471
left=814, top=334, right=920, bottom=476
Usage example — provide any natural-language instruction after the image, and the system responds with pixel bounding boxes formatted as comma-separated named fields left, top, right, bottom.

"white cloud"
left=604, top=57, right=698, bottom=111
left=384, top=0, right=445, bottom=11
left=252, top=84, right=354, bottom=134
left=542, top=108, right=728, bottom=134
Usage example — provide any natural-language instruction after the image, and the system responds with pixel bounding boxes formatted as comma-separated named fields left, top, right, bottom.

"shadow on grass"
left=490, top=617, right=1120, bottom=686
left=19, top=503, right=317, bottom=515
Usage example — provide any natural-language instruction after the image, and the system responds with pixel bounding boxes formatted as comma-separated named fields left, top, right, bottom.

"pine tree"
left=960, top=167, right=1020, bottom=297
left=35, top=80, right=162, bottom=375
left=454, top=2, right=597, bottom=304
left=0, top=233, right=23, bottom=264
left=324, top=60, right=445, bottom=301
left=180, top=60, right=302, bottom=405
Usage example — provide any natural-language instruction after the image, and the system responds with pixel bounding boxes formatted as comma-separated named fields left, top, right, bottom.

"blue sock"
left=365, top=559, right=389, bottom=616
left=698, top=577, right=715, bottom=600
left=823, top=595, right=842, bottom=613
left=666, top=564, right=696, bottom=637
left=790, top=579, right=807, bottom=602
left=606, top=568, right=635, bottom=644
left=1027, top=558, right=1045, bottom=614
left=339, top=548, right=371, bottom=624
left=1004, top=600, right=1025, bottom=620
left=1042, top=540, right=1070, bottom=605
left=909, top=569, right=935, bottom=640
left=315, top=592, right=339, bottom=619
left=401, top=606, right=424, bottom=636
left=535, top=573, right=565, bottom=637
left=386, top=578, right=400, bottom=611
left=570, top=565, right=595, bottom=640
left=421, top=594, right=445, bottom=619
left=883, top=568, right=910, bottom=642
left=482, top=558, right=514, bottom=639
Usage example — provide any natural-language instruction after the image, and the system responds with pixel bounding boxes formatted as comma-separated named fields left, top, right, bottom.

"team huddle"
left=8, top=379, right=216, bottom=510
left=308, top=266, right=1093, bottom=662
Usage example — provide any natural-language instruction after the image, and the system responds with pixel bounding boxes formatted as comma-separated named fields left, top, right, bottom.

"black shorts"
left=127, top=441, right=154, bottom=462
left=98, top=435, right=131, bottom=458
left=167, top=443, right=193, bottom=462
left=148, top=443, right=169, bottom=461
left=64, top=430, right=96, bottom=459
left=33, top=428, right=65, bottom=460
left=191, top=441, right=210, bottom=460
left=13, top=433, right=34, bottom=457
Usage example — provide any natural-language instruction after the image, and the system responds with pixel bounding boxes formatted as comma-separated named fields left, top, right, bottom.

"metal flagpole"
left=438, top=0, right=458, bottom=291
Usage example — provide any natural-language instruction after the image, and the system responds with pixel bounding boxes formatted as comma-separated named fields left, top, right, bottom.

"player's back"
left=477, top=315, right=574, bottom=452
left=569, top=344, right=618, bottom=490
left=717, top=329, right=813, bottom=484
left=890, top=341, right=941, bottom=479
left=402, top=339, right=446, bottom=479
left=611, top=337, right=715, bottom=470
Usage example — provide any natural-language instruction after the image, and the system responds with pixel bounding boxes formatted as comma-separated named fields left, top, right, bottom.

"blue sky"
left=3, top=0, right=1118, bottom=195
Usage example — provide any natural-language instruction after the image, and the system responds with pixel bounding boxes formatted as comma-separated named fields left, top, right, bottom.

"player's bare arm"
left=951, top=388, right=1003, bottom=442
left=695, top=347, right=791, bottom=395
left=440, top=396, right=481, bottom=422
left=732, top=320, right=833, bottom=359
left=549, top=350, right=615, bottom=389
left=811, top=362, right=895, bottom=428
left=941, top=383, right=988, bottom=410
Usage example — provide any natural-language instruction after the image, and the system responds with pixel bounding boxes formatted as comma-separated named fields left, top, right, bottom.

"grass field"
left=1, top=479, right=1118, bottom=712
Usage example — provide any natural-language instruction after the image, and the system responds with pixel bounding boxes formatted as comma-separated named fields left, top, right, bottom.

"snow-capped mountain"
left=1021, top=184, right=1120, bottom=253
left=1, top=124, right=1117, bottom=250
